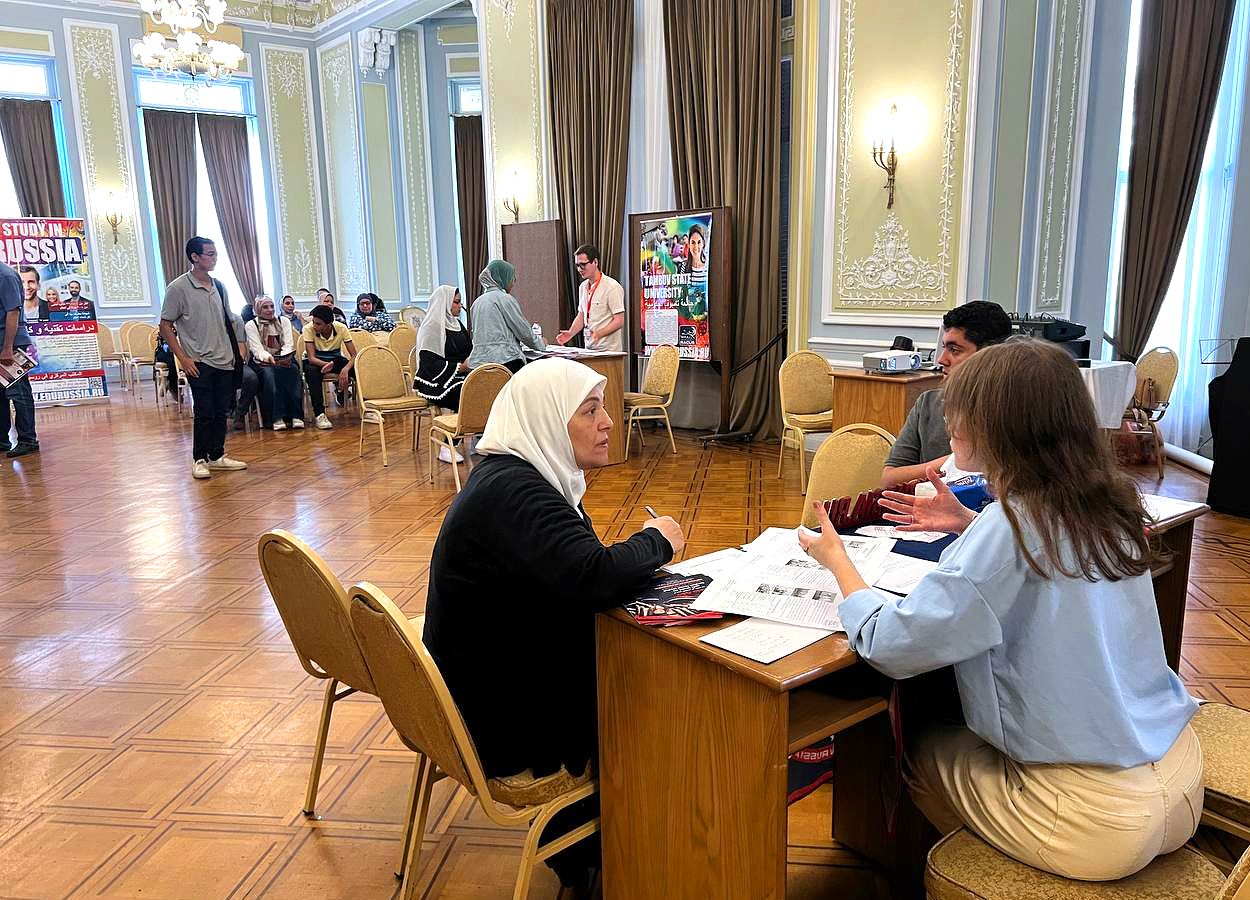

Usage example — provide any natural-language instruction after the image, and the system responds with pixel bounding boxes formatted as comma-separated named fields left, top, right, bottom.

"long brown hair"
left=943, top=338, right=1156, bottom=581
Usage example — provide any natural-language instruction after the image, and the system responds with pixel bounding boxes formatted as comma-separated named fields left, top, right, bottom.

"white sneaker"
left=363, top=410, right=382, bottom=424
left=315, top=414, right=333, bottom=430
left=291, top=418, right=305, bottom=430
left=438, top=445, right=464, bottom=464
left=272, top=421, right=287, bottom=431
left=192, top=459, right=211, bottom=479
left=207, top=455, right=248, bottom=471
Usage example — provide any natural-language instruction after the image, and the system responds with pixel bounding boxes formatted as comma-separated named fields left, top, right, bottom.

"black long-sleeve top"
left=423, top=453, right=673, bottom=779
left=414, top=328, right=472, bottom=408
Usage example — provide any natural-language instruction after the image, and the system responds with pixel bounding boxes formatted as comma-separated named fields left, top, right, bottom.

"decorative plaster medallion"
left=842, top=213, right=942, bottom=295
left=490, top=0, right=517, bottom=36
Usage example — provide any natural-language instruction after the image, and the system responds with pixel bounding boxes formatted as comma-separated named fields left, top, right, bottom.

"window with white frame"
left=135, top=71, right=274, bottom=312
left=449, top=79, right=482, bottom=115
left=0, top=55, right=71, bottom=218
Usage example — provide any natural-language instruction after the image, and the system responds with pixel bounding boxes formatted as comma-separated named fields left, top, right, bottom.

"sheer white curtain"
left=1144, top=0, right=1250, bottom=453
left=621, top=0, right=675, bottom=264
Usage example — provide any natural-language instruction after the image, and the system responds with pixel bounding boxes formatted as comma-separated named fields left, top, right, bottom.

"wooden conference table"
left=595, top=503, right=1207, bottom=898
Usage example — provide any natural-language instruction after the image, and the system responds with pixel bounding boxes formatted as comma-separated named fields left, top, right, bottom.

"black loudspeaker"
left=891, top=336, right=914, bottom=352
left=1208, top=337, right=1250, bottom=518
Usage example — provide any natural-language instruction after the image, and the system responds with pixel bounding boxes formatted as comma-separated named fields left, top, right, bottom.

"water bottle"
left=532, top=322, right=543, bottom=346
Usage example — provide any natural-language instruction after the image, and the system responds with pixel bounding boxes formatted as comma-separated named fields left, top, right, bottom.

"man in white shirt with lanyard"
left=555, top=243, right=625, bottom=351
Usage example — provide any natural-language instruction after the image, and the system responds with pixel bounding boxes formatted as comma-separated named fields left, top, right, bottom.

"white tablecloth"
left=1079, top=360, right=1137, bottom=428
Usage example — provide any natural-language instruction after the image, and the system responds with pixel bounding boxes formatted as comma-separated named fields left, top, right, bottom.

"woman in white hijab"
left=423, top=358, right=684, bottom=894
left=243, top=296, right=303, bottom=430
left=414, top=285, right=473, bottom=463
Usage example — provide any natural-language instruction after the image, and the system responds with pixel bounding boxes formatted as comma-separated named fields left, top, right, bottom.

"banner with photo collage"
left=638, top=212, right=713, bottom=361
left=0, top=217, right=107, bottom=404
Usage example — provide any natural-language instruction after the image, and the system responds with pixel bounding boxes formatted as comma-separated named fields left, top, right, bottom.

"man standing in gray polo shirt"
left=159, top=236, right=249, bottom=480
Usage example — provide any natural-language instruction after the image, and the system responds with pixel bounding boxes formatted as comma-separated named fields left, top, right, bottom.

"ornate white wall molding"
left=821, top=0, right=982, bottom=321
left=396, top=28, right=438, bottom=298
left=317, top=35, right=369, bottom=297
left=1029, top=0, right=1094, bottom=315
left=63, top=19, right=151, bottom=309
left=259, top=43, right=329, bottom=298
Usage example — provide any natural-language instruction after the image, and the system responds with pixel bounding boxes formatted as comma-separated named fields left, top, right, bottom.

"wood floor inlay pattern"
left=0, top=393, right=1245, bottom=898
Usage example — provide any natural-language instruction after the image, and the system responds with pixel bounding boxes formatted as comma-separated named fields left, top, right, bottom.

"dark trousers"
left=0, top=367, right=37, bottom=446
left=302, top=356, right=350, bottom=416
left=234, top=364, right=259, bottom=419
left=186, top=364, right=235, bottom=461
left=255, top=360, right=302, bottom=425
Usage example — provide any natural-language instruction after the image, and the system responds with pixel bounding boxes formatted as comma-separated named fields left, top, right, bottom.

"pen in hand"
left=645, top=505, right=659, bottom=518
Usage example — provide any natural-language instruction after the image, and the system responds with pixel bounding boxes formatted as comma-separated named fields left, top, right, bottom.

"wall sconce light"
left=867, top=97, right=926, bottom=210
left=501, top=168, right=521, bottom=223
left=103, top=192, right=123, bottom=244
left=871, top=103, right=900, bottom=209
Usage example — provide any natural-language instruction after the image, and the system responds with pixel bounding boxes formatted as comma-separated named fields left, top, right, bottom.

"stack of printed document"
left=688, top=527, right=897, bottom=632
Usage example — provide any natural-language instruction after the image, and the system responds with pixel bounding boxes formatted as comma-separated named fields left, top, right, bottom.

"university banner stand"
left=0, top=218, right=108, bottom=406
left=627, top=207, right=733, bottom=434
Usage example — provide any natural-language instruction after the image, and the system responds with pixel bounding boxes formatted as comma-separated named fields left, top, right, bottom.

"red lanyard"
left=584, top=273, right=602, bottom=309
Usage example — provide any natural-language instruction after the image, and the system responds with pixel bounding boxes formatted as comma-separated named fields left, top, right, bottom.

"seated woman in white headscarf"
left=423, top=358, right=685, bottom=894
left=413, top=284, right=472, bottom=410
left=465, top=259, right=543, bottom=373
left=244, top=296, right=304, bottom=431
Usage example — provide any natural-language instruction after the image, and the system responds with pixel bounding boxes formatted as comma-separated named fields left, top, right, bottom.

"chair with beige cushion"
left=257, top=530, right=378, bottom=819
left=397, top=305, right=425, bottom=329
left=355, top=345, right=430, bottom=467
left=802, top=424, right=896, bottom=529
left=1189, top=702, right=1250, bottom=843
left=1131, top=347, right=1180, bottom=481
left=924, top=826, right=1249, bottom=900
left=125, top=323, right=159, bottom=397
left=97, top=325, right=129, bottom=390
left=387, top=324, right=418, bottom=378
left=624, top=343, right=680, bottom=455
left=778, top=351, right=835, bottom=492
left=428, top=363, right=512, bottom=492
left=347, top=582, right=600, bottom=900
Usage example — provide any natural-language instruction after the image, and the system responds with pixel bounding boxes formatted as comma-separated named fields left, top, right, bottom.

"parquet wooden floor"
left=0, top=387, right=1246, bottom=899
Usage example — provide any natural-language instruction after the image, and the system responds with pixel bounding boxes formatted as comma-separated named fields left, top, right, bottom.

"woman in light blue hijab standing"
left=466, top=259, right=543, bottom=373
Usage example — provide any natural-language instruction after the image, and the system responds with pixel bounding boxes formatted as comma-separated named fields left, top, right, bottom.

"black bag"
left=212, top=278, right=245, bottom=391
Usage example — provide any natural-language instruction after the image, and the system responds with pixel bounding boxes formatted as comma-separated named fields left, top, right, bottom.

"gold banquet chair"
left=257, top=530, right=378, bottom=819
left=96, top=325, right=130, bottom=390
left=624, top=343, right=680, bottom=455
left=387, top=324, right=418, bottom=378
left=348, top=583, right=600, bottom=900
left=802, top=424, right=896, bottom=529
left=1188, top=701, right=1250, bottom=844
left=125, top=322, right=159, bottom=398
left=1131, top=346, right=1180, bottom=481
left=428, top=363, right=512, bottom=492
left=350, top=329, right=378, bottom=350
left=355, top=346, right=430, bottom=467
left=778, top=351, right=836, bottom=492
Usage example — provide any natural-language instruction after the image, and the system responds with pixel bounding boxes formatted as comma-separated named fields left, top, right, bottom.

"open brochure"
left=623, top=573, right=721, bottom=626
left=0, top=346, right=37, bottom=389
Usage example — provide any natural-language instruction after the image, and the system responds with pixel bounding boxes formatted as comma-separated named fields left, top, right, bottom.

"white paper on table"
left=741, top=526, right=819, bottom=556
left=855, top=524, right=947, bottom=543
left=692, top=535, right=895, bottom=631
left=874, top=555, right=940, bottom=596
left=1140, top=493, right=1206, bottom=524
left=667, top=548, right=751, bottom=579
left=700, top=617, right=835, bottom=664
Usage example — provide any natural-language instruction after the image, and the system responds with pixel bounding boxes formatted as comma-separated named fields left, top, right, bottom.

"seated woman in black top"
left=413, top=284, right=472, bottom=410
left=424, top=357, right=685, bottom=893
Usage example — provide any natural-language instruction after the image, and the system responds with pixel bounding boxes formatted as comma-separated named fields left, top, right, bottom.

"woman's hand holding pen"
left=643, top=505, right=685, bottom=557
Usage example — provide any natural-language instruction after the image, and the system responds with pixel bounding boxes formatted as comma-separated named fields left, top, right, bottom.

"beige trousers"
left=907, top=724, right=1205, bottom=881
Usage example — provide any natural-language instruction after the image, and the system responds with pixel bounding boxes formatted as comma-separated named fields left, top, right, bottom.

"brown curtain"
left=198, top=114, right=264, bottom=304
left=143, top=109, right=197, bottom=287
left=664, top=0, right=782, bottom=439
left=0, top=99, right=66, bottom=218
left=546, top=0, right=634, bottom=324
left=453, top=115, right=489, bottom=304
left=1112, top=0, right=1237, bottom=361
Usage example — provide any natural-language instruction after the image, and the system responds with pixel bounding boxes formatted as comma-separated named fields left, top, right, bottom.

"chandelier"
left=133, top=30, right=245, bottom=84
left=137, top=0, right=228, bottom=33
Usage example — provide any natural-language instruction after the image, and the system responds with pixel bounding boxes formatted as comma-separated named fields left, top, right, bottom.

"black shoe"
left=335, top=389, right=346, bottom=407
left=6, top=442, right=39, bottom=458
